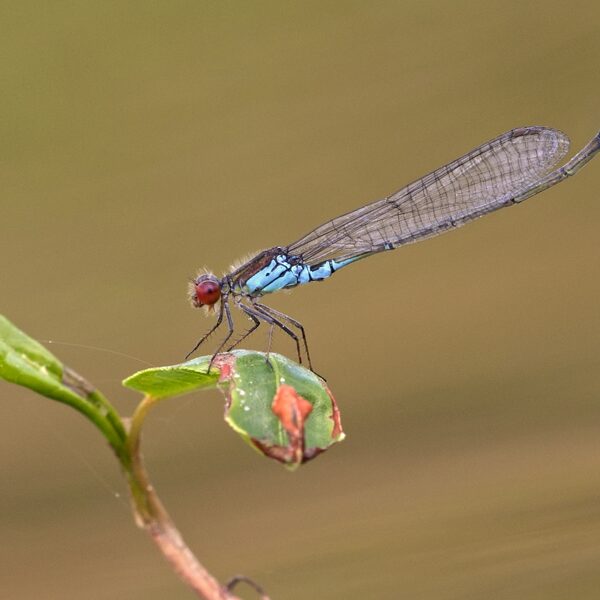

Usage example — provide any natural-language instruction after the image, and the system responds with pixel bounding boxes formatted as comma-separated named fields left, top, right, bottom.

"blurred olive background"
left=2, top=2, right=600, bottom=599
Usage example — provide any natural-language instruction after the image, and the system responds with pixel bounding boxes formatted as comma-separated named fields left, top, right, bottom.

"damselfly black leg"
left=254, top=302, right=314, bottom=372
left=227, top=303, right=276, bottom=372
left=266, top=322, right=275, bottom=358
left=206, top=298, right=235, bottom=373
left=224, top=303, right=261, bottom=352
left=185, top=298, right=225, bottom=359
left=249, top=303, right=304, bottom=368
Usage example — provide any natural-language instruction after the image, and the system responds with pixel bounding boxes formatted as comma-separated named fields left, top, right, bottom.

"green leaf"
left=0, top=315, right=126, bottom=451
left=0, top=314, right=64, bottom=396
left=124, top=350, right=345, bottom=468
left=123, top=354, right=219, bottom=399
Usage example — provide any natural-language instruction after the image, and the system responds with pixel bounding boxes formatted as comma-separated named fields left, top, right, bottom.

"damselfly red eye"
left=189, top=273, right=221, bottom=309
left=195, top=280, right=221, bottom=306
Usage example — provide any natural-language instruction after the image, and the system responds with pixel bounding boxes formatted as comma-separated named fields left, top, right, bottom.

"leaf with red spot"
left=220, top=352, right=344, bottom=469
left=124, top=350, right=344, bottom=468
left=250, top=384, right=313, bottom=465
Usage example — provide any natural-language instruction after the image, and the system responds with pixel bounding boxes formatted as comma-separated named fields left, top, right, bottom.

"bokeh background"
left=1, top=2, right=599, bottom=599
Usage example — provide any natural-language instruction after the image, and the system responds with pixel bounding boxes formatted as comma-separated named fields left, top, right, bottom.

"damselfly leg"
left=253, top=302, right=313, bottom=371
left=185, top=298, right=225, bottom=360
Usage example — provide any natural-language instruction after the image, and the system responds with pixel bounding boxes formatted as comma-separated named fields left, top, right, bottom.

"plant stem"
left=60, top=367, right=128, bottom=456
left=124, top=395, right=242, bottom=600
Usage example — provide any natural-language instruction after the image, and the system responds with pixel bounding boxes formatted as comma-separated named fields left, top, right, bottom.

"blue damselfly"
left=188, top=126, right=600, bottom=371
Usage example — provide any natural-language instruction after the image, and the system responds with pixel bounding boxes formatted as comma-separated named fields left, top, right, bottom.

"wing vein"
left=287, top=127, right=570, bottom=266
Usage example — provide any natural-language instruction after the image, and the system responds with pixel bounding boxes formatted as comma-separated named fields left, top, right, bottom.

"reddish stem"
left=124, top=395, right=249, bottom=600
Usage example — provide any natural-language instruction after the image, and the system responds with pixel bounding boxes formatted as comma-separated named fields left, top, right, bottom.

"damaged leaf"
left=220, top=351, right=344, bottom=469
left=123, top=350, right=344, bottom=468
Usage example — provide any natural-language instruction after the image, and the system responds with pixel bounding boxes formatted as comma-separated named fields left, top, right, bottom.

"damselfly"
left=188, top=126, right=600, bottom=371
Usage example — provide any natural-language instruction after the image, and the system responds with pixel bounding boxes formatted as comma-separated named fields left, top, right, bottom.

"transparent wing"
left=287, top=127, right=570, bottom=265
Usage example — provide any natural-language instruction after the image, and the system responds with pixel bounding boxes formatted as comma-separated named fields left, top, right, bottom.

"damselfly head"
left=190, top=272, right=221, bottom=312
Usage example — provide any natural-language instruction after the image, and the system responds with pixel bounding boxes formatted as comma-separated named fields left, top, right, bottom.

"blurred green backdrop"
left=1, top=2, right=599, bottom=599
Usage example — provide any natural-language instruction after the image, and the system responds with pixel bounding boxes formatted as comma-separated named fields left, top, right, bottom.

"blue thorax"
left=243, top=253, right=361, bottom=295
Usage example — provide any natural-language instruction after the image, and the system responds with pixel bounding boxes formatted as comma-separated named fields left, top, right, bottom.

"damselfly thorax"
left=187, top=126, right=600, bottom=373
left=188, top=247, right=364, bottom=370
